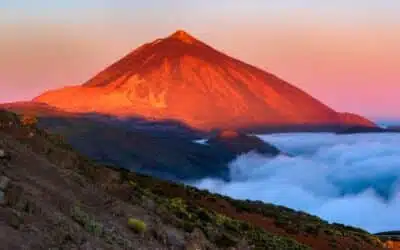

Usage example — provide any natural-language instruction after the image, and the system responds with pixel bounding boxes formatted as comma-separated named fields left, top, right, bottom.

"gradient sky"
left=1, top=0, right=399, bottom=120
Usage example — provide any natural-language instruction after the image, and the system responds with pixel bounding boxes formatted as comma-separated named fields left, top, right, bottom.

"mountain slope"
left=34, top=30, right=375, bottom=130
left=0, top=110, right=384, bottom=249
left=0, top=102, right=244, bottom=181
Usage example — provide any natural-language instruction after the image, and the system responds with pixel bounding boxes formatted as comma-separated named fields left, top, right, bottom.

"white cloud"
left=192, top=132, right=400, bottom=233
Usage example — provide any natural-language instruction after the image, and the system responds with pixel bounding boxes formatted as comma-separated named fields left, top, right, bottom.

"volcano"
left=34, top=30, right=375, bottom=130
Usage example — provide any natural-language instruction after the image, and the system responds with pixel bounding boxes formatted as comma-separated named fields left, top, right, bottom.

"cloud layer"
left=193, top=133, right=400, bottom=233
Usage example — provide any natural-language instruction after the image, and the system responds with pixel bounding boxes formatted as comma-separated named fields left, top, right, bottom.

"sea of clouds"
left=192, top=133, right=400, bottom=233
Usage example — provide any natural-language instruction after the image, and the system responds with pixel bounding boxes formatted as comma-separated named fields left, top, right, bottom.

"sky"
left=1, top=0, right=399, bottom=120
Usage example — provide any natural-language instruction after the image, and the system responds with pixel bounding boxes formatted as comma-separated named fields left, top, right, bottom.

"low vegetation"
left=121, top=171, right=384, bottom=249
left=127, top=218, right=147, bottom=234
left=129, top=183, right=310, bottom=249
left=70, top=204, right=104, bottom=237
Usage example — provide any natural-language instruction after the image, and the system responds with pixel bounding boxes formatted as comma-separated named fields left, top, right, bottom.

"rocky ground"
left=375, top=232, right=400, bottom=250
left=0, top=110, right=387, bottom=249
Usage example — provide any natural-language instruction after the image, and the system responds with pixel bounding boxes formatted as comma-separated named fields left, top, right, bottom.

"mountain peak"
left=168, top=30, right=196, bottom=44
left=34, top=30, right=376, bottom=131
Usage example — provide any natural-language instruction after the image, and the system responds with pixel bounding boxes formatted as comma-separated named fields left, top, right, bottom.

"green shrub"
left=196, top=208, right=213, bottom=223
left=167, top=197, right=192, bottom=220
left=128, top=218, right=147, bottom=233
left=71, top=205, right=103, bottom=237
left=128, top=180, right=137, bottom=187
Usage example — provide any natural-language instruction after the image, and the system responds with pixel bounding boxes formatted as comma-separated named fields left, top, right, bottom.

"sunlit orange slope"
left=34, top=30, right=375, bottom=130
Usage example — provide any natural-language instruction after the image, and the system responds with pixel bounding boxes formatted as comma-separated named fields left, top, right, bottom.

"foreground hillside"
left=0, top=110, right=384, bottom=249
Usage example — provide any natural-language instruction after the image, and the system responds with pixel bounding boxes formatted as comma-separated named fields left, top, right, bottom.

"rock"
left=166, top=228, right=185, bottom=248
left=0, top=149, right=11, bottom=161
left=142, top=197, right=157, bottom=211
left=206, top=130, right=281, bottom=158
left=228, top=239, right=252, bottom=250
left=150, top=224, right=168, bottom=245
left=8, top=210, right=23, bottom=229
left=79, top=241, right=94, bottom=250
left=5, top=185, right=23, bottom=207
left=0, top=176, right=10, bottom=190
left=185, top=228, right=213, bottom=250
left=0, top=190, right=5, bottom=205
